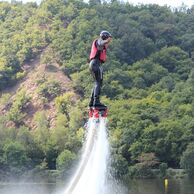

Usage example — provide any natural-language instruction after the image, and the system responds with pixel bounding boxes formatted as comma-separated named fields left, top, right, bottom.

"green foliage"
left=152, top=47, right=194, bottom=79
left=111, top=154, right=128, bottom=178
left=180, top=143, right=194, bottom=178
left=55, top=92, right=76, bottom=116
left=128, top=153, right=159, bottom=178
left=51, top=116, right=74, bottom=152
left=3, top=141, right=28, bottom=174
left=159, top=163, right=168, bottom=178
left=0, top=93, right=11, bottom=105
left=132, top=164, right=154, bottom=178
left=0, top=1, right=48, bottom=90
left=34, top=111, right=50, bottom=147
left=56, top=149, right=76, bottom=171
left=37, top=79, right=61, bottom=100
left=16, top=126, right=44, bottom=168
left=16, top=71, right=26, bottom=80
left=69, top=106, right=83, bottom=130
left=8, top=90, right=31, bottom=125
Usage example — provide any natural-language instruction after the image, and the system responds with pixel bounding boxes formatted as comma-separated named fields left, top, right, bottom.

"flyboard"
left=64, top=106, right=108, bottom=194
left=88, top=106, right=108, bottom=120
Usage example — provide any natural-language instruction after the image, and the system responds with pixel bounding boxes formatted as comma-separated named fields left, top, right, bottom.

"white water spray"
left=64, top=117, right=109, bottom=194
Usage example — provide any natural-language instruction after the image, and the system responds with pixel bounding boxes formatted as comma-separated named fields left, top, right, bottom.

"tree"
left=55, top=92, right=77, bottom=118
left=152, top=46, right=194, bottom=80
left=3, top=141, right=28, bottom=174
left=89, top=0, right=101, bottom=6
left=159, top=163, right=168, bottom=177
left=180, top=33, right=194, bottom=58
left=56, top=149, right=76, bottom=173
left=37, top=79, right=61, bottom=100
left=34, top=111, right=50, bottom=147
left=133, top=153, right=159, bottom=178
left=8, top=90, right=31, bottom=126
left=180, top=142, right=194, bottom=178
left=111, top=154, right=129, bottom=178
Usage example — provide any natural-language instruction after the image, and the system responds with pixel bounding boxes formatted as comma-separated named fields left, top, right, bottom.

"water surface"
left=126, top=179, right=194, bottom=194
left=0, top=178, right=194, bottom=194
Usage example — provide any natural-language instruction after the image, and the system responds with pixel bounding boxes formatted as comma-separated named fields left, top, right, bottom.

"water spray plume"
left=64, top=117, right=109, bottom=194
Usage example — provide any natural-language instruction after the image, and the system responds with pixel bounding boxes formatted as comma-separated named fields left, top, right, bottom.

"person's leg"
left=89, top=59, right=106, bottom=107
left=94, top=65, right=103, bottom=98
left=99, top=65, right=103, bottom=92
left=89, top=60, right=96, bottom=107
left=89, top=84, right=94, bottom=107
left=93, top=62, right=106, bottom=107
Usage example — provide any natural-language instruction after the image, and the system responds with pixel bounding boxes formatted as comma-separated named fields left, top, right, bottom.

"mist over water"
left=0, top=183, right=61, bottom=194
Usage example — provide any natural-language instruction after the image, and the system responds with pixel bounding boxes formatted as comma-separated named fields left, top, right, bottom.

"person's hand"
left=107, top=36, right=112, bottom=43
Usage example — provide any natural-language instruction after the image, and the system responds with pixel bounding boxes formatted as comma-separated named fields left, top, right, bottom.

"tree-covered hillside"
left=1, top=0, right=194, bottom=179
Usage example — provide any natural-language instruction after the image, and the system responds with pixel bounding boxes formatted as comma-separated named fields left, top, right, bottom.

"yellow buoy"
left=164, top=178, right=168, bottom=193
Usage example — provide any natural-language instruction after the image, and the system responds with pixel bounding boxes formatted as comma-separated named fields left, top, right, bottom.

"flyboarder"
left=89, top=30, right=112, bottom=108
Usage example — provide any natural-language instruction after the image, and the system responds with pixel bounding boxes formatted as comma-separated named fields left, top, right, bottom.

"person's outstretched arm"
left=96, top=37, right=112, bottom=50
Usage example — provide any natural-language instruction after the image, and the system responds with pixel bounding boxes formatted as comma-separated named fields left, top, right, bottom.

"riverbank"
left=0, top=169, right=61, bottom=183
left=0, top=168, right=189, bottom=184
left=126, top=168, right=188, bottom=180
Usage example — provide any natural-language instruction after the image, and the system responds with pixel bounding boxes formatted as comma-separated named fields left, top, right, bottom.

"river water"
left=0, top=178, right=194, bottom=194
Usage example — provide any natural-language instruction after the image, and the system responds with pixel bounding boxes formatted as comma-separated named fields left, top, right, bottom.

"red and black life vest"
left=89, top=39, right=107, bottom=63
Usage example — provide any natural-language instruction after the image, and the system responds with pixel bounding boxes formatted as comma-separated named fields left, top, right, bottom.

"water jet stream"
left=64, top=117, right=109, bottom=194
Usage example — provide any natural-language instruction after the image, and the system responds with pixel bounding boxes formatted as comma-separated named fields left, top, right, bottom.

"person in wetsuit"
left=89, top=31, right=112, bottom=108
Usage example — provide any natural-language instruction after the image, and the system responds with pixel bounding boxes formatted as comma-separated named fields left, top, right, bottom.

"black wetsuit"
left=89, top=39, right=106, bottom=106
left=89, top=58, right=103, bottom=100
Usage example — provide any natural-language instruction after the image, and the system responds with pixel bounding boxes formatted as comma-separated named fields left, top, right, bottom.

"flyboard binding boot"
left=88, top=97, right=108, bottom=122
left=88, top=106, right=108, bottom=119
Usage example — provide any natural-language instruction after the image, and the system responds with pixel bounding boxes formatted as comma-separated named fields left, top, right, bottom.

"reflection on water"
left=126, top=179, right=194, bottom=194
left=0, top=178, right=194, bottom=194
left=0, top=182, right=64, bottom=194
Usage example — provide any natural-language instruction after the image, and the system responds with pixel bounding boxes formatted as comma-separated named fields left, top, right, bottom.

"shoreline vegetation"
left=0, top=168, right=188, bottom=183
